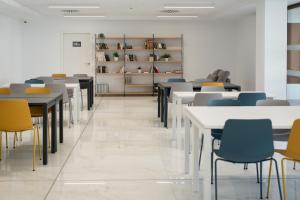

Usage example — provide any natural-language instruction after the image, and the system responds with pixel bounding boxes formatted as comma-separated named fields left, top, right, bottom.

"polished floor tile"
left=0, top=97, right=300, bottom=199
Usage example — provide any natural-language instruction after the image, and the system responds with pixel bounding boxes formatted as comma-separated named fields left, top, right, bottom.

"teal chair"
left=167, top=78, right=186, bottom=82
left=214, top=119, right=282, bottom=200
left=238, top=92, right=266, bottom=106
left=25, top=79, right=44, bottom=84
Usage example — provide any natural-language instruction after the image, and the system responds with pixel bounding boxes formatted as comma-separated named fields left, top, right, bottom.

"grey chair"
left=37, top=77, right=54, bottom=84
left=73, top=74, right=88, bottom=110
left=46, top=83, right=73, bottom=127
left=10, top=83, right=30, bottom=94
left=193, top=93, right=223, bottom=106
left=168, top=83, right=193, bottom=104
left=201, top=86, right=225, bottom=92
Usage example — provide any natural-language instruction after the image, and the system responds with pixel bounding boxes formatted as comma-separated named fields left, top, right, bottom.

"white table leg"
left=184, top=116, right=191, bottom=174
left=192, top=125, right=200, bottom=191
left=177, top=98, right=182, bottom=134
left=199, top=127, right=212, bottom=200
left=172, top=97, right=177, bottom=140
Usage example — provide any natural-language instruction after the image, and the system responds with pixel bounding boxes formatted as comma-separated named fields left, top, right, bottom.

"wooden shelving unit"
left=95, top=34, right=183, bottom=96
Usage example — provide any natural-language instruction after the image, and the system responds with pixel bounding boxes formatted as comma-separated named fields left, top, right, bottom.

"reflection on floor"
left=0, top=97, right=299, bottom=200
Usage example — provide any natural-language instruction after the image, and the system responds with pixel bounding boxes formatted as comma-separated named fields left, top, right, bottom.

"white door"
left=63, top=33, right=92, bottom=76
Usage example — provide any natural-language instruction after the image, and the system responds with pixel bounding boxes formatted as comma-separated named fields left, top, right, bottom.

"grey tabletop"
left=158, top=81, right=241, bottom=89
left=0, top=92, right=62, bottom=98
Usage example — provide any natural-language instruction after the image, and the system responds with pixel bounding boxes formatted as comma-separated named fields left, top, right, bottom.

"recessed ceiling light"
left=164, top=2, right=215, bottom=9
left=157, top=15, right=198, bottom=18
left=64, top=15, right=106, bottom=18
left=49, top=5, right=100, bottom=9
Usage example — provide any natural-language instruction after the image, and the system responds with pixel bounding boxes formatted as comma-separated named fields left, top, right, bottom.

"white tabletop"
left=184, top=106, right=300, bottom=129
left=173, top=91, right=268, bottom=99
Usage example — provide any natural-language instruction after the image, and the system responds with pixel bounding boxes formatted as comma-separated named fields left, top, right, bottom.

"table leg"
left=161, top=89, right=164, bottom=123
left=158, top=87, right=161, bottom=118
left=163, top=88, right=168, bottom=128
left=192, top=125, right=200, bottom=191
left=91, top=80, right=94, bottom=106
left=184, top=116, right=191, bottom=174
left=172, top=97, right=177, bottom=140
left=42, top=104, right=48, bottom=165
left=51, top=103, right=57, bottom=153
left=59, top=99, right=63, bottom=143
left=87, top=83, right=91, bottom=110
left=177, top=98, right=182, bottom=134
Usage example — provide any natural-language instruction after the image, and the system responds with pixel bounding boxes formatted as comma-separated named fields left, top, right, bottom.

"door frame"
left=60, top=32, right=95, bottom=76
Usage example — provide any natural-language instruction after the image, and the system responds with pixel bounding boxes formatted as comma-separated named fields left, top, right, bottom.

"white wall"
left=22, top=19, right=239, bottom=82
left=234, top=14, right=256, bottom=90
left=0, top=15, right=23, bottom=85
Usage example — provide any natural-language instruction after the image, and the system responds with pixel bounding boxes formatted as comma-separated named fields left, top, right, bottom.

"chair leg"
left=0, top=132, right=2, bottom=161
left=5, top=132, right=8, bottom=149
left=215, top=159, right=219, bottom=200
left=272, top=159, right=283, bottom=200
left=48, top=119, right=51, bottom=149
left=281, top=159, right=287, bottom=200
left=15, top=132, right=18, bottom=141
left=32, top=128, right=36, bottom=171
left=211, top=138, right=216, bottom=184
left=36, top=127, right=41, bottom=160
left=260, top=162, right=263, bottom=199
left=199, top=134, right=204, bottom=168
left=266, top=160, right=273, bottom=198
left=80, top=90, right=83, bottom=111
left=256, top=163, right=260, bottom=184
left=13, top=132, right=17, bottom=149
left=19, top=133, right=22, bottom=141
left=293, top=162, right=296, bottom=170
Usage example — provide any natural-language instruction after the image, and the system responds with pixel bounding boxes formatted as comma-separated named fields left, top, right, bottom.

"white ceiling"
left=0, top=0, right=298, bottom=21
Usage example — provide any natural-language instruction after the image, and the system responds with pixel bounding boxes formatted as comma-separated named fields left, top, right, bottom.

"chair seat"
left=214, top=150, right=271, bottom=163
left=212, top=129, right=223, bottom=140
left=29, top=106, right=51, bottom=117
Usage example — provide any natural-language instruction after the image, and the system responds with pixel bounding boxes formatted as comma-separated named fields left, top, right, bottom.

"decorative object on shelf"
left=149, top=54, right=155, bottom=62
left=137, top=67, right=142, bottom=74
left=125, top=76, right=132, bottom=84
left=125, top=54, right=137, bottom=62
left=144, top=39, right=153, bottom=49
left=113, top=52, right=119, bottom=61
left=124, top=43, right=133, bottom=49
left=96, top=52, right=106, bottom=62
left=153, top=66, right=160, bottom=73
left=161, top=54, right=171, bottom=62
left=119, top=66, right=125, bottom=74
left=96, top=43, right=108, bottom=50
left=117, top=43, right=121, bottom=50
left=105, top=54, right=110, bottom=61
left=154, top=42, right=166, bottom=49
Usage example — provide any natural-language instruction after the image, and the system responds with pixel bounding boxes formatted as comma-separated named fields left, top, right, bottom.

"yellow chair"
left=0, top=99, right=41, bottom=171
left=25, top=87, right=51, bottom=148
left=0, top=88, right=13, bottom=148
left=267, top=119, right=300, bottom=200
left=0, top=88, right=11, bottom=94
left=202, top=82, right=225, bottom=87
left=52, top=73, right=66, bottom=78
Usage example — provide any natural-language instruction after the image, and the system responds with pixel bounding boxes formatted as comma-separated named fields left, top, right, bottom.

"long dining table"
left=0, top=93, right=64, bottom=165
left=183, top=106, right=300, bottom=200
left=157, top=82, right=241, bottom=128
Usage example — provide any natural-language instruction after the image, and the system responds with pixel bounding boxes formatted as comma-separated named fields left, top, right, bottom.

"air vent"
left=62, top=9, right=80, bottom=14
left=160, top=9, right=179, bottom=14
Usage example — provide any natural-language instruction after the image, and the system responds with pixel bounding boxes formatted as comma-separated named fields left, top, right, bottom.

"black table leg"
left=59, top=99, right=63, bottom=143
left=42, top=104, right=48, bottom=165
left=91, top=80, right=94, bottom=106
left=51, top=103, right=57, bottom=153
left=158, top=86, right=161, bottom=118
left=163, top=88, right=168, bottom=128
left=87, top=83, right=91, bottom=110
left=161, top=88, right=164, bottom=122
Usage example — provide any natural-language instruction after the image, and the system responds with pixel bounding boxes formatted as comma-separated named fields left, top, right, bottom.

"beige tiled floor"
left=0, top=97, right=300, bottom=199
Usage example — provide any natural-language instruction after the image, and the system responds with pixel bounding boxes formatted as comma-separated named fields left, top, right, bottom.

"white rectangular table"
left=172, top=91, right=268, bottom=139
left=183, top=106, right=300, bottom=200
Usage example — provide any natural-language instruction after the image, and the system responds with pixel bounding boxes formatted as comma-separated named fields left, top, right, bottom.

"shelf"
left=154, top=48, right=181, bottom=52
left=125, top=48, right=153, bottom=51
left=125, top=84, right=153, bottom=87
left=155, top=61, right=182, bottom=64
left=155, top=37, right=181, bottom=40
left=125, top=61, right=153, bottom=63
left=125, top=73, right=152, bottom=76
left=97, top=49, right=124, bottom=52
left=97, top=73, right=124, bottom=76
left=96, top=37, right=124, bottom=40
left=125, top=92, right=153, bottom=95
left=155, top=73, right=183, bottom=76
left=125, top=37, right=153, bottom=40
left=97, top=61, right=123, bottom=63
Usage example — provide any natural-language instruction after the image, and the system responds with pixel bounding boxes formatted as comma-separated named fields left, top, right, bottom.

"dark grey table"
left=0, top=93, right=64, bottom=165
left=157, top=82, right=242, bottom=128
left=36, top=76, right=94, bottom=110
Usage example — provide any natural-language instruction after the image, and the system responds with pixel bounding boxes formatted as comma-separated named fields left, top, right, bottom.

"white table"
left=183, top=106, right=300, bottom=199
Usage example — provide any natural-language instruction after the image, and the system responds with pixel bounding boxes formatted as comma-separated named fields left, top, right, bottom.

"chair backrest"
left=256, top=99, right=290, bottom=106
left=201, top=86, right=225, bottom=92
left=0, top=88, right=11, bottom=94
left=73, top=74, right=88, bottom=77
left=46, top=83, right=69, bottom=103
left=167, top=78, right=186, bottom=83
left=208, top=99, right=240, bottom=106
left=169, top=83, right=193, bottom=102
left=25, top=79, right=44, bottom=84
left=25, top=87, right=51, bottom=94
left=193, top=93, right=223, bottom=106
left=10, top=83, right=30, bottom=94
left=202, top=82, right=224, bottom=87
left=0, top=100, right=33, bottom=132
left=285, top=119, right=300, bottom=160
left=238, top=92, right=266, bottom=106
left=219, top=119, right=274, bottom=163
left=52, top=73, right=66, bottom=78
